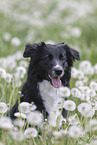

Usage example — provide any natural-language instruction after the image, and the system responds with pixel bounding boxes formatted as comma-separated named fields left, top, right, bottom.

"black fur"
left=7, top=42, right=80, bottom=119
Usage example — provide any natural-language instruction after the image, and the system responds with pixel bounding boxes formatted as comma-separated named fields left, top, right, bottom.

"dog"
left=7, top=42, right=80, bottom=123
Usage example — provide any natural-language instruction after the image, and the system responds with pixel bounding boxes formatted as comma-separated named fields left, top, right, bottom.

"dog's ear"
left=65, top=44, right=80, bottom=60
left=23, top=42, right=45, bottom=58
left=65, top=44, right=80, bottom=66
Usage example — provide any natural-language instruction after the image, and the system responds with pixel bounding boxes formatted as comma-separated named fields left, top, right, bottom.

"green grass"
left=0, top=0, right=97, bottom=144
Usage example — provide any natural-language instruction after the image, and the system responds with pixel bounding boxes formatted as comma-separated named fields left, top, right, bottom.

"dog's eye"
left=59, top=54, right=63, bottom=60
left=62, top=58, right=65, bottom=62
left=59, top=54, right=65, bottom=62
left=45, top=54, right=53, bottom=60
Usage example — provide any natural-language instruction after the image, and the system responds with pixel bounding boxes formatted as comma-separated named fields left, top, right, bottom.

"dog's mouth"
left=48, top=74, right=62, bottom=88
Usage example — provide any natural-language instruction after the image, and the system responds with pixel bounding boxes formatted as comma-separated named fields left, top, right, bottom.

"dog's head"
left=23, top=42, right=80, bottom=88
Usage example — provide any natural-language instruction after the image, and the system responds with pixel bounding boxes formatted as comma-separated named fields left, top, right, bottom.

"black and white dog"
left=8, top=42, right=80, bottom=122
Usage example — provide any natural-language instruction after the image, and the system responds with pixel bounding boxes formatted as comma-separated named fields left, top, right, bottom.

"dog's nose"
left=55, top=68, right=63, bottom=76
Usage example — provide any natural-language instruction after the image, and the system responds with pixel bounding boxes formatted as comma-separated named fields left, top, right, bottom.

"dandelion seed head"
left=0, top=102, right=8, bottom=113
left=90, top=140, right=97, bottom=145
left=53, top=130, right=67, bottom=139
left=14, top=112, right=27, bottom=119
left=19, top=60, right=28, bottom=68
left=4, top=73, right=13, bottom=83
left=19, top=102, right=30, bottom=114
left=90, top=81, right=97, bottom=91
left=75, top=80, right=84, bottom=88
left=24, top=127, right=38, bottom=138
left=11, top=37, right=21, bottom=46
left=60, top=87, right=70, bottom=98
left=13, top=118, right=25, bottom=127
left=68, top=115, right=80, bottom=125
left=27, top=111, right=43, bottom=125
left=68, top=125, right=82, bottom=138
left=71, top=88, right=81, bottom=98
left=30, top=104, right=37, bottom=111
left=86, top=89, right=96, bottom=98
left=79, top=86, right=90, bottom=95
left=9, top=130, right=24, bottom=141
left=77, top=103, right=95, bottom=117
left=15, top=66, right=26, bottom=79
left=0, top=142, right=4, bottom=145
left=79, top=60, right=92, bottom=75
left=3, top=32, right=11, bottom=41
left=71, top=27, right=82, bottom=37
left=71, top=67, right=78, bottom=78
left=76, top=70, right=84, bottom=80
left=45, top=40, right=55, bottom=45
left=0, top=117, right=13, bottom=130
left=13, top=51, right=23, bottom=60
left=94, top=63, right=97, bottom=74
left=0, top=68, right=6, bottom=78
left=87, top=119, right=97, bottom=131
left=64, top=100, right=76, bottom=111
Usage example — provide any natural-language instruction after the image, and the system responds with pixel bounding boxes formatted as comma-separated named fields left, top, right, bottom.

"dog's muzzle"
left=48, top=66, right=64, bottom=88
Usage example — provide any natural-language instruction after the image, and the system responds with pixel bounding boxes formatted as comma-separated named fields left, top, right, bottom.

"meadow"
left=0, top=0, right=97, bottom=144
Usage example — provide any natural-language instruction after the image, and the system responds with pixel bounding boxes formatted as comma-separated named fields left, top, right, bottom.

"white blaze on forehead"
left=55, top=64, right=61, bottom=68
left=54, top=62, right=62, bottom=69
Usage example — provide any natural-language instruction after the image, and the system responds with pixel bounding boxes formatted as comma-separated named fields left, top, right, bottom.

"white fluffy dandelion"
left=53, top=130, right=67, bottom=138
left=15, top=66, right=26, bottom=79
left=71, top=67, right=78, bottom=78
left=71, top=88, right=81, bottom=98
left=94, top=102, right=97, bottom=110
left=4, top=73, right=13, bottom=83
left=11, top=37, right=21, bottom=46
left=0, top=142, right=4, bottom=145
left=79, top=86, right=90, bottom=95
left=3, top=32, right=11, bottom=41
left=68, top=125, right=82, bottom=138
left=24, top=127, right=38, bottom=138
left=19, top=60, right=28, bottom=68
left=71, top=27, right=82, bottom=37
left=64, top=100, right=76, bottom=111
left=14, top=112, right=27, bottom=119
left=76, top=70, right=84, bottom=80
left=89, top=81, right=97, bottom=91
left=87, top=119, right=97, bottom=131
left=75, top=80, right=84, bottom=88
left=0, top=117, right=13, bottom=130
left=19, top=102, right=37, bottom=114
left=79, top=60, right=93, bottom=75
left=27, top=111, right=43, bottom=125
left=30, top=104, right=37, bottom=111
left=77, top=103, right=95, bottom=117
left=60, top=86, right=70, bottom=98
left=94, top=63, right=97, bottom=74
left=13, top=118, right=25, bottom=127
left=90, top=140, right=97, bottom=145
left=68, top=115, right=79, bottom=125
left=13, top=51, right=23, bottom=60
left=0, top=68, right=6, bottom=78
left=9, top=130, right=24, bottom=141
left=0, top=102, right=8, bottom=113
left=86, top=89, right=96, bottom=98
left=19, top=102, right=30, bottom=114
left=45, top=40, right=55, bottom=45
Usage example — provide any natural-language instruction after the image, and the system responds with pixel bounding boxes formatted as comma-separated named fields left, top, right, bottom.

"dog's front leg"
left=7, top=100, right=18, bottom=119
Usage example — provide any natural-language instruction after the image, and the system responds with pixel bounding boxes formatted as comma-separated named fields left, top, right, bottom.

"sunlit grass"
left=0, top=0, right=97, bottom=144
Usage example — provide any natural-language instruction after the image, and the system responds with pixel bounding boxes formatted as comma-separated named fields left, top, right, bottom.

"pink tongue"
left=52, top=77, right=62, bottom=88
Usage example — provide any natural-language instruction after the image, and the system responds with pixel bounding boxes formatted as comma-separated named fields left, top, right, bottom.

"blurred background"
left=0, top=0, right=97, bottom=64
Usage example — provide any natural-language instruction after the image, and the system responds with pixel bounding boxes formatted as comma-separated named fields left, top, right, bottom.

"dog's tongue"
left=52, top=77, right=61, bottom=88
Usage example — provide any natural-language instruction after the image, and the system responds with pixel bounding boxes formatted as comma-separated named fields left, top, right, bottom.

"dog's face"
left=23, top=42, right=80, bottom=88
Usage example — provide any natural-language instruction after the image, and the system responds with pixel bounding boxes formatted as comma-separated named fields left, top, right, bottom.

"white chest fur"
left=39, top=80, right=61, bottom=115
